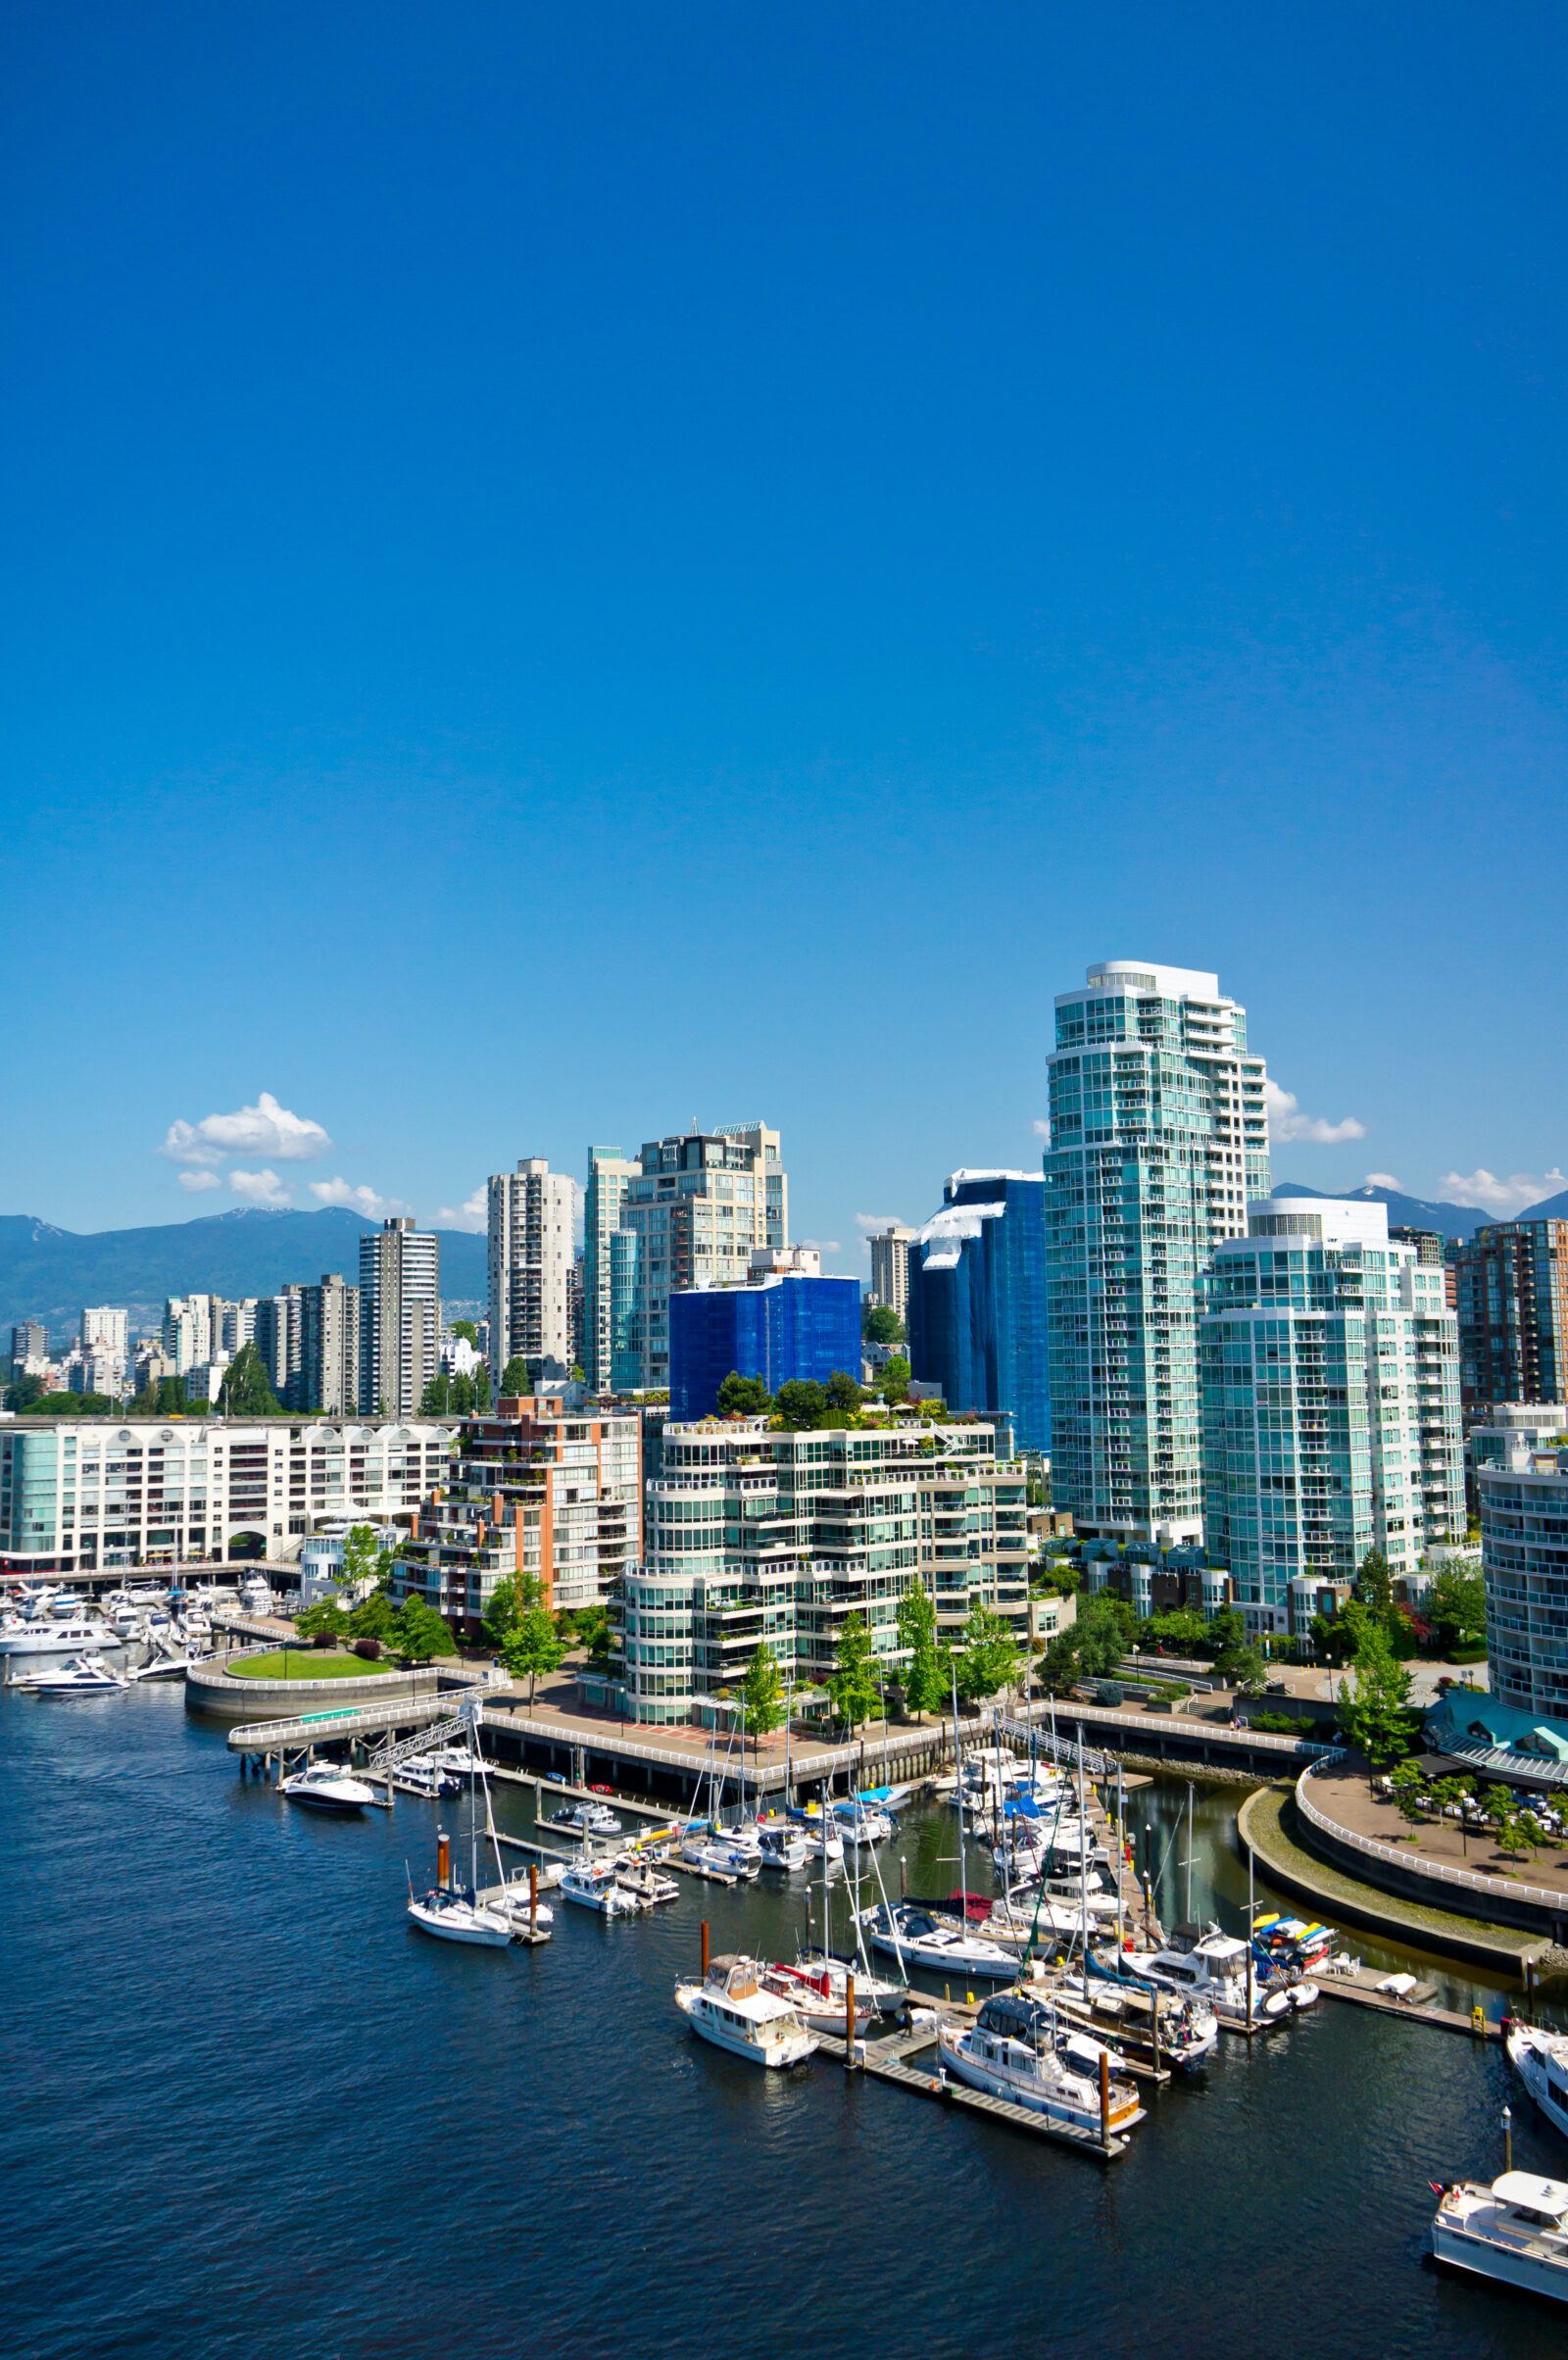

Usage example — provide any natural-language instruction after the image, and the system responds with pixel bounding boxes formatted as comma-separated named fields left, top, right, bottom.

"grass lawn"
left=230, top=1649, right=394, bottom=1680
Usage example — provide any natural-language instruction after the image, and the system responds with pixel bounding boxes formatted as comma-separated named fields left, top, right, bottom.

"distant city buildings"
left=866, top=1223, right=916, bottom=1323
left=906, top=1171, right=1050, bottom=1451
left=1045, top=960, right=1270, bottom=1546
left=391, top=1395, right=640, bottom=1624
left=10, top=1319, right=48, bottom=1373
left=608, top=1412, right=1027, bottom=1725
left=1480, top=1439, right=1568, bottom=1722
left=667, top=1247, right=860, bottom=1419
left=1456, top=1218, right=1568, bottom=1410
left=359, top=1217, right=440, bottom=1417
left=487, top=1157, right=573, bottom=1387
left=1200, top=1198, right=1464, bottom=1636
left=584, top=1145, right=639, bottom=1393
left=297, top=1272, right=362, bottom=1415
left=255, top=1285, right=304, bottom=1401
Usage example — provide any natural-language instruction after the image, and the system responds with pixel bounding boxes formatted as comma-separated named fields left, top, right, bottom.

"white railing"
left=1296, top=1752, right=1568, bottom=1915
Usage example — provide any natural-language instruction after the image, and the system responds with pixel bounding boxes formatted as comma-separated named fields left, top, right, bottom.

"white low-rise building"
left=0, top=1417, right=457, bottom=1577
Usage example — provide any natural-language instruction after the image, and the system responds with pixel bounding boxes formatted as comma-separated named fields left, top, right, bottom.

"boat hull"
left=408, top=1901, right=514, bottom=1946
left=937, top=2032, right=1143, bottom=2134
left=1432, top=2222, right=1568, bottom=2303
left=1509, top=2031, right=1568, bottom=2141
left=675, top=1991, right=817, bottom=2068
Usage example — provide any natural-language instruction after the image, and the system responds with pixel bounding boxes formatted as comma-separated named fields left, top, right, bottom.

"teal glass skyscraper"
left=1044, top=961, right=1270, bottom=1544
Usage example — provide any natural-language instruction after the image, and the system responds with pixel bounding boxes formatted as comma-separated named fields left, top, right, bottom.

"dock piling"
left=701, top=1919, right=710, bottom=1978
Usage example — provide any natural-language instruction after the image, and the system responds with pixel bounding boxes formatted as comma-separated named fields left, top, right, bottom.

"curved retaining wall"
left=185, top=1647, right=440, bottom=1720
left=1291, top=1754, right=1568, bottom=1946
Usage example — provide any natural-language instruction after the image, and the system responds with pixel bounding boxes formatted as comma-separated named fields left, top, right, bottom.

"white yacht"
left=938, top=2006, right=1144, bottom=2136
left=0, top=1613, right=122, bottom=1660
left=834, top=1803, right=894, bottom=1848
left=547, top=1800, right=623, bottom=1838
left=859, top=1903, right=1019, bottom=1980
left=279, top=1762, right=376, bottom=1813
left=1431, top=2171, right=1568, bottom=2302
left=396, top=1759, right=462, bottom=1798
left=680, top=1830, right=760, bottom=1882
left=22, top=1653, right=129, bottom=1696
left=757, top=1822, right=812, bottom=1872
left=1124, top=1934, right=1293, bottom=2021
left=674, top=1955, right=819, bottom=2068
left=612, top=1856, right=680, bottom=1907
left=407, top=1886, right=514, bottom=1945
left=760, top=1953, right=901, bottom=2035
left=561, top=1856, right=645, bottom=1915
left=1507, top=2022, right=1568, bottom=2140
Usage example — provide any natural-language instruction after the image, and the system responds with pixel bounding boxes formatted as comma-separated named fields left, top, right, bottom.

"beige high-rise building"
left=487, top=1157, right=574, bottom=1385
left=619, top=1122, right=786, bottom=1390
left=867, top=1224, right=916, bottom=1322
left=359, top=1218, right=439, bottom=1417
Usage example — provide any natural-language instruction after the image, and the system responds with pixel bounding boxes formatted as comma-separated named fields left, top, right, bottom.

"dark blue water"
left=4, top=1689, right=1564, bottom=2360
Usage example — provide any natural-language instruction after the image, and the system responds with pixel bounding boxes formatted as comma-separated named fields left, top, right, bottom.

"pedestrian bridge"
left=226, top=1681, right=485, bottom=1752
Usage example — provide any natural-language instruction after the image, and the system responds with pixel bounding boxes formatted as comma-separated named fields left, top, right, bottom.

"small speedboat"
left=407, top=1886, right=514, bottom=1946
left=23, top=1652, right=129, bottom=1696
left=396, top=1758, right=462, bottom=1798
left=680, top=1831, right=760, bottom=1882
left=548, top=1801, right=623, bottom=1837
left=833, top=1803, right=894, bottom=1848
left=1432, top=2171, right=1568, bottom=2302
left=757, top=1822, right=812, bottom=1872
left=280, top=1762, right=376, bottom=1813
left=612, top=1857, right=680, bottom=1907
left=675, top=1955, right=819, bottom=2068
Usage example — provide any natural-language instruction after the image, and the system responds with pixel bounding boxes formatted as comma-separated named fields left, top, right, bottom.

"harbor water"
left=5, top=1687, right=1565, bottom=2360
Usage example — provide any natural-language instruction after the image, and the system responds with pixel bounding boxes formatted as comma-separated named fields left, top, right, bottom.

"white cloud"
left=177, top=1169, right=220, bottom=1194
left=1032, top=1118, right=1052, bottom=1141
left=800, top=1238, right=843, bottom=1257
left=228, top=1168, right=291, bottom=1206
left=1439, top=1166, right=1568, bottom=1218
left=1363, top=1171, right=1403, bottom=1192
left=1265, top=1080, right=1367, bottom=1147
left=855, top=1211, right=907, bottom=1231
left=160, top=1091, right=331, bottom=1166
left=432, top=1186, right=487, bottom=1232
left=310, top=1176, right=411, bottom=1219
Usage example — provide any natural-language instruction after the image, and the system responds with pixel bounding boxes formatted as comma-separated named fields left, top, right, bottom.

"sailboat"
left=407, top=1705, right=515, bottom=1945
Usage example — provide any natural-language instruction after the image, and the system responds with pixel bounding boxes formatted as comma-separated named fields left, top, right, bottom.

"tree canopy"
left=956, top=1605, right=1022, bottom=1702
left=715, top=1370, right=771, bottom=1416
left=481, top=1570, right=541, bottom=1648
left=896, top=1578, right=945, bottom=1718
left=1339, top=1622, right=1415, bottom=1782
left=449, top=1319, right=478, bottom=1346
left=828, top=1611, right=881, bottom=1730
left=390, top=1598, right=455, bottom=1663
left=773, top=1379, right=828, bottom=1430
left=218, top=1342, right=281, bottom=1417
left=879, top=1354, right=911, bottom=1405
left=824, top=1369, right=862, bottom=1413
left=862, top=1303, right=905, bottom=1347
left=500, top=1604, right=566, bottom=1701
left=741, top=1640, right=785, bottom=1744
left=499, top=1356, right=533, bottom=1397
left=1428, top=1559, right=1486, bottom=1655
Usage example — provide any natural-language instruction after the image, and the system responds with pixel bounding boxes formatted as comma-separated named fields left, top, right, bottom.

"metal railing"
left=1296, top=1751, right=1568, bottom=1914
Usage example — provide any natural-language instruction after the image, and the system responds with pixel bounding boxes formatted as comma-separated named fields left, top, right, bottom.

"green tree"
left=420, top=1373, right=453, bottom=1415
left=880, top=1354, right=911, bottom=1405
left=347, top=1590, right=396, bottom=1642
left=501, top=1604, right=566, bottom=1702
left=1140, top=1607, right=1209, bottom=1655
left=1201, top=1604, right=1249, bottom=1661
left=1216, top=1638, right=1267, bottom=1694
left=481, top=1571, right=541, bottom=1648
left=1482, top=1783, right=1516, bottom=1841
left=773, top=1378, right=827, bottom=1430
left=862, top=1303, right=904, bottom=1347
left=1428, top=1773, right=1474, bottom=1853
left=450, top=1319, right=478, bottom=1346
left=1429, top=1560, right=1486, bottom=1655
left=828, top=1610, right=880, bottom=1730
left=4, top=1370, right=46, bottom=1412
left=339, top=1524, right=382, bottom=1592
left=1389, top=1760, right=1428, bottom=1825
left=1074, top=1592, right=1137, bottom=1679
left=499, top=1356, right=533, bottom=1397
left=1338, top=1624, right=1415, bottom=1786
left=218, top=1342, right=282, bottom=1417
left=896, top=1579, right=945, bottom=1718
left=1355, top=1548, right=1395, bottom=1619
left=741, top=1640, right=785, bottom=1746
left=716, top=1370, right=771, bottom=1416
left=1496, top=1817, right=1536, bottom=1866
left=473, top=1363, right=492, bottom=1410
left=297, top=1599, right=349, bottom=1640
left=391, top=1598, right=455, bottom=1664
left=1037, top=1627, right=1084, bottom=1694
left=824, top=1369, right=862, bottom=1415
left=956, top=1605, right=1022, bottom=1702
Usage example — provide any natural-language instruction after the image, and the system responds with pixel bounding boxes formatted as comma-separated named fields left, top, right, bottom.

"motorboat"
left=1506, top=2022, right=1568, bottom=2141
left=1431, top=2171, right=1568, bottom=2302
left=407, top=1886, right=514, bottom=1945
left=1122, top=1934, right=1292, bottom=2022
left=421, top=1745, right=485, bottom=1782
left=970, top=1991, right=1136, bottom=2088
left=279, top=1762, right=376, bottom=1813
left=789, top=1806, right=845, bottom=1863
left=674, top=1955, right=819, bottom=2068
left=547, top=1800, right=623, bottom=1838
left=859, top=1902, right=1019, bottom=1980
left=833, top=1802, right=894, bottom=1848
left=561, top=1856, right=645, bottom=1915
left=758, top=1822, right=812, bottom=1872
left=680, top=1830, right=760, bottom=1882
left=396, top=1759, right=462, bottom=1798
left=22, top=1652, right=129, bottom=1696
left=760, top=1953, right=902, bottom=2035
left=1077, top=1960, right=1221, bottom=2064
left=0, top=1613, right=122, bottom=1660
left=612, top=1856, right=680, bottom=1907
left=937, top=2013, right=1145, bottom=2137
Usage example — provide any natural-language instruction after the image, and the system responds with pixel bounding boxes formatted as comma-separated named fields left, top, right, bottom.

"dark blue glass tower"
left=669, top=1273, right=862, bottom=1419
left=906, top=1171, right=1050, bottom=1450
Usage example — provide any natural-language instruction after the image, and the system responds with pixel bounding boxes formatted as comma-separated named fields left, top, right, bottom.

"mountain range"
left=0, top=1208, right=487, bottom=1346
left=1273, top=1179, right=1505, bottom=1239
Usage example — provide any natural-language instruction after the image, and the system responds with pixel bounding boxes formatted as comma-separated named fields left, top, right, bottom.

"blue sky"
left=3, top=3, right=1564, bottom=1259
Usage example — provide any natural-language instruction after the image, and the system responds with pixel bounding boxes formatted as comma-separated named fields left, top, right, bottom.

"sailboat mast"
left=952, top=1655, right=967, bottom=1912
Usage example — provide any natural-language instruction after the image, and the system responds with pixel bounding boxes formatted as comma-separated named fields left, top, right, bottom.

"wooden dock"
left=1314, top=1967, right=1499, bottom=2040
left=813, top=2021, right=1134, bottom=2159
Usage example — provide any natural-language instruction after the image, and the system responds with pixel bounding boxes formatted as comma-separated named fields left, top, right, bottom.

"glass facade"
left=906, top=1172, right=1050, bottom=1451
left=1482, top=1450, right=1568, bottom=1720
left=668, top=1274, right=861, bottom=1420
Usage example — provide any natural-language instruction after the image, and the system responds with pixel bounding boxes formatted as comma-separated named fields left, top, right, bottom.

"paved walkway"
left=1307, top=1754, right=1568, bottom=1900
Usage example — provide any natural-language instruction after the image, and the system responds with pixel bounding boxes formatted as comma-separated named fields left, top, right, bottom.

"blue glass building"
left=906, top=1171, right=1050, bottom=1451
left=669, top=1269, right=861, bottom=1420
